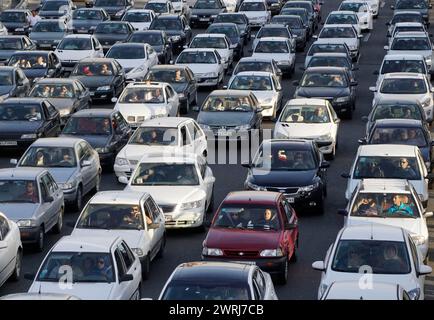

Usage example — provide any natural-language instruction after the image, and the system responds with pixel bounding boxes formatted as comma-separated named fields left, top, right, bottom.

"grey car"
left=0, top=35, right=36, bottom=65
left=29, top=19, right=72, bottom=50
left=392, top=0, right=431, bottom=25
left=0, top=168, right=64, bottom=251
left=0, top=66, right=31, bottom=99
left=15, top=137, right=101, bottom=212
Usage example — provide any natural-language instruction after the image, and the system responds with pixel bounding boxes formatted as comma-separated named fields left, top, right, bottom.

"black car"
left=243, top=139, right=329, bottom=213
left=214, top=13, right=251, bottom=41
left=128, top=30, right=172, bottom=64
left=70, top=58, right=126, bottom=101
left=280, top=7, right=313, bottom=37
left=149, top=15, right=191, bottom=53
left=39, top=0, right=76, bottom=20
left=94, top=21, right=135, bottom=52
left=283, top=0, right=317, bottom=29
left=267, top=0, right=283, bottom=15
left=0, top=9, right=32, bottom=35
left=145, top=65, right=198, bottom=113
left=386, top=11, right=426, bottom=35
left=92, top=0, right=133, bottom=20
left=0, top=66, right=30, bottom=99
left=61, top=109, right=131, bottom=168
left=271, top=15, right=307, bottom=50
left=293, top=66, right=357, bottom=119
left=0, top=35, right=36, bottom=65
left=71, top=8, right=110, bottom=34
left=190, top=0, right=227, bottom=27
left=392, top=0, right=431, bottom=25
left=7, top=51, right=63, bottom=84
left=206, top=22, right=244, bottom=59
left=0, top=98, right=61, bottom=150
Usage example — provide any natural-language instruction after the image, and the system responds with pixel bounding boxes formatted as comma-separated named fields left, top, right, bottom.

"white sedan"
left=0, top=212, right=22, bottom=288
left=238, top=0, right=270, bottom=27
left=338, top=0, right=374, bottom=27
left=189, top=34, right=234, bottom=71
left=325, top=10, right=364, bottom=34
left=314, top=24, right=362, bottom=60
left=121, top=9, right=155, bottom=31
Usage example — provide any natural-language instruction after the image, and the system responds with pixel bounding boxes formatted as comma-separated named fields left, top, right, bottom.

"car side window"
left=92, top=38, right=98, bottom=50
left=44, top=102, right=57, bottom=119
left=79, top=142, right=92, bottom=161
left=164, top=87, right=171, bottom=100
left=186, top=121, right=196, bottom=141
left=180, top=126, right=191, bottom=146
left=283, top=200, right=293, bottom=223
left=119, top=242, right=135, bottom=271
left=41, top=173, right=55, bottom=195
left=408, top=236, right=420, bottom=273
left=39, top=179, right=48, bottom=200
left=114, top=112, right=129, bottom=131
left=193, top=122, right=204, bottom=139
left=146, top=197, right=161, bottom=221
left=46, top=173, right=59, bottom=191
left=52, top=54, right=59, bottom=66
left=114, top=248, right=127, bottom=279
left=0, top=215, right=10, bottom=240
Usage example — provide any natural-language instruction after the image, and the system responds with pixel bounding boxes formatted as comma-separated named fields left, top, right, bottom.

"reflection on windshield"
left=63, top=117, right=112, bottom=135
left=320, top=27, right=355, bottom=38
left=396, top=0, right=427, bottom=9
left=327, top=14, right=357, bottom=24
left=230, top=75, right=272, bottom=91
left=350, top=192, right=419, bottom=217
left=177, top=51, right=217, bottom=64
left=58, top=38, right=92, bottom=50
left=213, top=205, right=281, bottom=230
left=0, top=72, right=13, bottom=86
left=235, top=61, right=273, bottom=74
left=271, top=17, right=303, bottom=28
left=0, top=38, right=23, bottom=50
left=381, top=60, right=425, bottom=74
left=9, top=54, right=48, bottom=69
left=239, top=2, right=266, bottom=11
left=119, top=87, right=165, bottom=103
left=33, top=21, right=65, bottom=32
left=253, top=145, right=316, bottom=170
left=31, top=84, right=75, bottom=99
left=208, top=26, right=238, bottom=37
left=129, top=33, right=163, bottom=45
left=308, top=56, right=350, bottom=68
left=130, top=127, right=178, bottom=145
left=151, top=19, right=182, bottom=30
left=372, top=104, right=422, bottom=121
left=255, top=41, right=289, bottom=53
left=191, top=37, right=227, bottom=49
left=19, top=147, right=77, bottom=168
left=107, top=46, right=145, bottom=59
left=162, top=282, right=251, bottom=300
left=0, top=104, right=43, bottom=121
left=0, top=180, right=39, bottom=203
left=301, top=73, right=347, bottom=87
left=202, top=96, right=253, bottom=112
left=258, top=28, right=288, bottom=38
left=194, top=0, right=222, bottom=9
left=353, top=156, right=421, bottom=180
left=370, top=127, right=427, bottom=147
left=308, top=44, right=347, bottom=56
left=123, top=12, right=151, bottom=22
left=391, top=38, right=431, bottom=50
left=145, top=3, right=168, bottom=13
left=392, top=14, right=423, bottom=24
left=131, top=163, right=199, bottom=186
left=95, top=23, right=128, bottom=34
left=280, top=105, right=330, bottom=123
left=0, top=12, right=26, bottom=22
left=147, top=69, right=187, bottom=84
left=73, top=10, right=103, bottom=20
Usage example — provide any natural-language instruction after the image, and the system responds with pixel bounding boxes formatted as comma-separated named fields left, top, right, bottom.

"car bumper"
left=276, top=62, right=292, bottom=73
left=98, top=151, right=116, bottom=166
left=190, top=17, right=214, bottom=25
left=195, top=76, right=219, bottom=87
left=89, top=90, right=114, bottom=100
left=316, top=140, right=334, bottom=154
left=19, top=227, right=39, bottom=244
left=202, top=255, right=287, bottom=274
left=203, top=129, right=253, bottom=141
left=114, top=165, right=135, bottom=182
left=330, top=100, right=353, bottom=115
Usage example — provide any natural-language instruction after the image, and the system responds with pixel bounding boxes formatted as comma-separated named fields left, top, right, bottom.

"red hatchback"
left=202, top=191, right=299, bottom=284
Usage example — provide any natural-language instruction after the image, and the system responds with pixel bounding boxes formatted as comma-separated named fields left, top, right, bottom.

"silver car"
left=0, top=168, right=64, bottom=251
left=14, top=137, right=101, bottom=211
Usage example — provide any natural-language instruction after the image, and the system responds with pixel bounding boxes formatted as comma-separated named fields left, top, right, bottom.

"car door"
left=52, top=53, right=63, bottom=77
left=144, top=197, right=164, bottom=258
left=327, top=101, right=339, bottom=141
left=179, top=125, right=192, bottom=153
left=38, top=174, right=56, bottom=232
left=0, top=216, right=15, bottom=286
left=40, top=173, right=61, bottom=231
left=114, top=243, right=140, bottom=300
left=73, top=81, right=89, bottom=110
left=192, top=121, right=207, bottom=156
left=271, top=75, right=282, bottom=109
left=185, top=68, right=197, bottom=103
left=113, top=111, right=132, bottom=148
left=165, top=85, right=178, bottom=116
left=77, top=142, right=94, bottom=194
left=43, top=101, right=61, bottom=136
left=112, top=61, right=125, bottom=95
left=198, top=158, right=214, bottom=204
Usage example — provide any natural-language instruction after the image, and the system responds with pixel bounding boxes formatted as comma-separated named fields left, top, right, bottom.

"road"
left=1, top=0, right=434, bottom=300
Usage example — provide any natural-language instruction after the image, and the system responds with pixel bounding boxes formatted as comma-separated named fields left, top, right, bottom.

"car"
left=70, top=58, right=127, bottom=101
left=158, top=261, right=279, bottom=300
left=26, top=235, right=142, bottom=300
left=369, top=73, right=434, bottom=123
left=293, top=66, right=358, bottom=119
left=0, top=9, right=32, bottom=35
left=197, top=90, right=263, bottom=141
left=279, top=8, right=313, bottom=38
left=128, top=30, right=173, bottom=64
left=105, top=43, right=159, bottom=81
left=71, top=190, right=166, bottom=279
left=283, top=1, right=317, bottom=30
left=38, top=0, right=75, bottom=21
left=305, top=39, right=352, bottom=67
left=251, top=37, right=296, bottom=76
left=121, top=9, right=155, bottom=31
left=0, top=35, right=36, bottom=65
left=0, top=293, right=81, bottom=300
left=391, top=0, right=431, bottom=25
left=252, top=24, right=296, bottom=52
left=325, top=11, right=364, bottom=34
left=342, top=145, right=429, bottom=207
left=29, top=78, right=91, bottom=126
left=360, top=119, right=434, bottom=172
left=189, top=34, right=234, bottom=71
left=54, top=35, right=105, bottom=73
left=71, top=8, right=110, bottom=34
left=0, top=66, right=30, bottom=99
left=386, top=11, right=426, bottom=36
left=0, top=212, right=22, bottom=287
left=320, top=281, right=411, bottom=300
left=149, top=15, right=192, bottom=54
left=266, top=0, right=283, bottom=15
left=7, top=51, right=63, bottom=84
left=113, top=81, right=180, bottom=128
left=0, top=98, right=61, bottom=150
left=122, top=153, right=215, bottom=230
left=61, top=109, right=132, bottom=169
left=305, top=52, right=355, bottom=75
left=271, top=15, right=308, bottom=51
left=227, top=71, right=283, bottom=119
left=114, top=117, right=207, bottom=182
left=388, top=22, right=427, bottom=46
left=206, top=23, right=244, bottom=60
left=15, top=137, right=101, bottom=211
left=144, top=0, right=175, bottom=16
left=0, top=168, right=64, bottom=251
left=238, top=0, right=270, bottom=27
left=202, top=190, right=299, bottom=283
left=171, top=0, right=191, bottom=17
left=145, top=65, right=198, bottom=113
left=29, top=19, right=71, bottom=50
left=312, top=224, right=432, bottom=300
left=190, top=0, right=227, bottom=27
left=338, top=0, right=373, bottom=30
left=232, top=57, right=283, bottom=82
left=175, top=48, right=225, bottom=88
left=214, top=13, right=251, bottom=42
left=92, top=0, right=133, bottom=20
left=0, top=22, right=8, bottom=37
left=274, top=98, right=340, bottom=159
left=93, top=21, right=135, bottom=52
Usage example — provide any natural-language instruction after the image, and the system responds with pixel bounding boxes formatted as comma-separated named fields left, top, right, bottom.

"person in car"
left=35, top=150, right=47, bottom=166
left=25, top=107, right=42, bottom=120
left=396, top=158, right=416, bottom=178
left=308, top=107, right=328, bottom=123
left=381, top=243, right=406, bottom=272
left=174, top=70, right=185, bottom=82
left=327, top=74, right=344, bottom=87
left=355, top=197, right=378, bottom=216
left=33, top=56, right=47, bottom=68
left=406, top=129, right=424, bottom=145
left=58, top=86, right=74, bottom=98
left=20, top=181, right=39, bottom=203
left=1, top=107, right=18, bottom=120
left=95, top=256, right=113, bottom=280
left=387, top=195, right=414, bottom=216
left=260, top=208, right=279, bottom=229
left=59, top=149, right=74, bottom=166
left=100, top=64, right=112, bottom=76
left=292, top=152, right=306, bottom=169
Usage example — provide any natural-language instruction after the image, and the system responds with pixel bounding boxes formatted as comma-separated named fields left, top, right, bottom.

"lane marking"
left=363, top=33, right=371, bottom=42
left=380, top=0, right=386, bottom=8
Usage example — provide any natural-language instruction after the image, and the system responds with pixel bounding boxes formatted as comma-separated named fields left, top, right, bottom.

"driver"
left=308, top=107, right=328, bottom=122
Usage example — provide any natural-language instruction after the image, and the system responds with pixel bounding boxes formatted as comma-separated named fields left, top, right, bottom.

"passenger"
left=59, top=149, right=74, bottom=166
left=260, top=208, right=279, bottom=229
left=387, top=195, right=414, bottom=216
left=396, top=158, right=416, bottom=179
left=59, top=85, right=73, bottom=98
left=35, top=150, right=46, bottom=166
left=328, top=74, right=344, bottom=86
left=20, top=181, right=38, bottom=203
left=406, top=129, right=423, bottom=145
left=382, top=244, right=405, bottom=272
left=33, top=56, right=47, bottom=68
left=174, top=69, right=185, bottom=82
left=1, top=107, right=18, bottom=120
left=292, top=152, right=305, bottom=169
left=309, top=107, right=328, bottom=123
left=347, top=248, right=364, bottom=269
left=25, top=107, right=41, bottom=120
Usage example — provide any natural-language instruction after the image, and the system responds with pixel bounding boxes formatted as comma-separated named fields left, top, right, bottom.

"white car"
left=238, top=0, right=270, bottom=27
left=171, top=0, right=191, bottom=17
left=55, top=35, right=104, bottom=72
left=175, top=48, right=225, bottom=88
left=252, top=24, right=296, bottom=51
left=105, top=43, right=159, bottom=81
left=0, top=212, right=22, bottom=288
left=338, top=0, right=374, bottom=27
left=251, top=37, right=296, bottom=76
left=369, top=72, right=434, bottom=122
left=27, top=235, right=142, bottom=300
left=325, top=11, right=364, bottom=34
left=114, top=117, right=208, bottom=182
left=365, top=0, right=379, bottom=17
left=122, top=153, right=215, bottom=229
left=0, top=22, right=8, bottom=36
left=113, top=81, right=180, bottom=128
left=343, top=145, right=429, bottom=206
left=273, top=98, right=340, bottom=159
left=341, top=179, right=432, bottom=259
left=121, top=9, right=156, bottom=31
left=227, top=71, right=283, bottom=119
left=312, top=224, right=432, bottom=300
left=144, top=0, right=176, bottom=16
left=321, top=281, right=410, bottom=300
left=388, top=22, right=427, bottom=47
left=71, top=190, right=166, bottom=279
left=189, top=34, right=234, bottom=71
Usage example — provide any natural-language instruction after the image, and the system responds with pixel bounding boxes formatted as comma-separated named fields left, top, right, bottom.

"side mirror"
left=81, top=160, right=91, bottom=167
left=120, top=274, right=134, bottom=282
left=361, top=116, right=369, bottom=122
left=384, top=45, right=389, bottom=50
left=251, top=34, right=256, bottom=39
left=350, top=81, right=358, bottom=86
left=292, top=80, right=299, bottom=86
left=24, top=273, right=36, bottom=280
left=424, top=211, right=433, bottom=218
left=369, top=86, right=377, bottom=92
left=111, top=97, right=118, bottom=103
left=418, top=265, right=432, bottom=276
left=10, top=158, right=17, bottom=165
left=320, top=161, right=330, bottom=169
left=148, top=223, right=160, bottom=230
left=256, top=107, right=263, bottom=113
left=169, top=60, right=174, bottom=65
left=118, top=176, right=129, bottom=184
left=204, top=176, right=216, bottom=184
left=312, top=261, right=325, bottom=271
left=358, top=35, right=363, bottom=39
left=337, top=209, right=348, bottom=216
left=358, top=138, right=367, bottom=145
left=373, top=70, right=379, bottom=75
left=312, top=35, right=318, bottom=39
left=276, top=70, right=283, bottom=76
left=341, top=173, right=350, bottom=178
left=45, top=195, right=54, bottom=203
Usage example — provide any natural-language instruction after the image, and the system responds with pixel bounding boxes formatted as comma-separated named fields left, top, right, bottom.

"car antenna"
left=38, top=282, right=42, bottom=295
left=370, top=223, right=373, bottom=240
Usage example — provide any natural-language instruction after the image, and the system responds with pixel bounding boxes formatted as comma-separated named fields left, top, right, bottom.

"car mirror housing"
left=118, top=176, right=129, bottom=184
left=312, top=261, right=325, bottom=271
left=418, top=265, right=432, bottom=277
left=120, top=274, right=134, bottom=282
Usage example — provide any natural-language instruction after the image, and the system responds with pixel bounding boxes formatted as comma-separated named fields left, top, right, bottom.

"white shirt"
left=28, top=15, right=42, bottom=27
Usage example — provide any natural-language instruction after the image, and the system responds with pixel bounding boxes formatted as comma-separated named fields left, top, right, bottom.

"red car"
left=202, top=191, right=299, bottom=284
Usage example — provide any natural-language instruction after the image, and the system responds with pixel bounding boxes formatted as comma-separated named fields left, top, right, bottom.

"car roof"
left=394, top=31, right=429, bottom=37
left=208, top=22, right=238, bottom=28
left=384, top=53, right=425, bottom=60
left=194, top=33, right=227, bottom=38
left=154, top=14, right=181, bottom=19
left=31, top=137, right=84, bottom=147
left=32, top=78, right=78, bottom=84
left=272, top=14, right=302, bottom=19
left=224, top=190, right=281, bottom=204
left=257, top=36, right=289, bottom=41
left=70, top=109, right=115, bottom=117
left=305, top=66, right=347, bottom=72
left=314, top=38, right=348, bottom=45
left=287, top=98, right=328, bottom=106
left=139, top=116, right=193, bottom=127
left=126, top=81, right=167, bottom=88
left=0, top=97, right=46, bottom=104
left=323, top=24, right=355, bottom=28
left=394, top=22, right=425, bottom=27
left=89, top=190, right=149, bottom=205
left=311, top=52, right=350, bottom=58
left=52, top=235, right=120, bottom=253
left=62, top=34, right=93, bottom=39
left=358, top=144, right=417, bottom=157
left=127, top=9, right=154, bottom=13
left=264, top=138, right=315, bottom=149
left=78, top=57, right=116, bottom=63
left=373, top=118, right=423, bottom=127
left=0, top=167, right=47, bottom=180
left=150, top=65, right=189, bottom=72
left=382, top=72, right=425, bottom=79
left=208, top=89, right=252, bottom=96
left=138, top=152, right=200, bottom=164
left=340, top=224, right=405, bottom=241
left=181, top=48, right=217, bottom=53
left=109, top=42, right=145, bottom=49
left=259, top=24, right=288, bottom=29
left=358, top=178, right=412, bottom=193
left=238, top=57, right=274, bottom=63
left=233, top=71, right=273, bottom=77
left=329, top=10, right=356, bottom=15
left=393, top=11, right=423, bottom=15
left=0, top=35, right=29, bottom=39
left=172, top=262, right=251, bottom=283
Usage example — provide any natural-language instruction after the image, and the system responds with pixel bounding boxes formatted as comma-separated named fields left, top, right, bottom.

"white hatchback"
left=338, top=0, right=374, bottom=27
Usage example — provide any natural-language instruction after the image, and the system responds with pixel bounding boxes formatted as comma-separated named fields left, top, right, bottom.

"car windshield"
left=151, top=18, right=181, bottom=30
left=308, top=56, right=351, bottom=68
left=19, top=147, right=77, bottom=168
left=194, top=0, right=222, bottom=8
left=73, top=62, right=114, bottom=76
left=57, top=38, right=92, bottom=50
left=0, top=71, right=13, bottom=85
left=234, top=61, right=274, bottom=73
left=95, top=23, right=128, bottom=34
left=253, top=145, right=317, bottom=170
left=30, top=83, right=75, bottom=98
left=119, top=87, right=165, bottom=103
left=131, top=163, right=199, bottom=186
left=391, top=38, right=431, bottom=50
left=162, top=282, right=251, bottom=300
left=280, top=104, right=331, bottom=123
left=190, top=37, right=227, bottom=49
left=281, top=9, right=308, bottom=22
left=106, top=46, right=145, bottom=59
left=239, top=2, right=266, bottom=10
left=391, top=13, right=423, bottom=24
left=147, top=69, right=188, bottom=84
left=396, top=0, right=427, bottom=9
left=213, top=204, right=281, bottom=230
left=326, top=13, right=357, bottom=24
left=380, top=78, right=426, bottom=94
left=129, top=33, right=163, bottom=45
left=63, top=117, right=112, bottom=135
left=381, top=60, right=426, bottom=74
left=202, top=95, right=253, bottom=112
left=0, top=103, right=43, bottom=121
left=41, top=1, right=68, bottom=11
left=308, top=44, right=347, bottom=56
left=284, top=2, right=312, bottom=12
left=129, top=127, right=178, bottom=145
left=37, top=252, right=115, bottom=283
left=208, top=26, right=238, bottom=37
left=73, top=9, right=103, bottom=20
left=123, top=11, right=151, bottom=22
left=353, top=156, right=421, bottom=180
left=177, top=51, right=217, bottom=64
left=272, top=16, right=303, bottom=28
left=95, top=0, right=125, bottom=6
left=0, top=11, right=26, bottom=22
left=0, top=38, right=23, bottom=50
left=214, top=14, right=246, bottom=24
left=320, top=26, right=355, bottom=38
left=332, top=240, right=411, bottom=274
left=33, top=21, right=65, bottom=32
left=145, top=3, right=168, bottom=13
left=77, top=203, right=145, bottom=230
left=0, top=180, right=39, bottom=203
left=393, top=26, right=425, bottom=36
left=372, top=103, right=423, bottom=121
left=370, top=127, right=427, bottom=147
left=339, top=2, right=364, bottom=11
left=255, top=41, right=289, bottom=53
left=301, top=72, right=348, bottom=87
left=261, top=27, right=290, bottom=39
left=229, top=75, right=273, bottom=91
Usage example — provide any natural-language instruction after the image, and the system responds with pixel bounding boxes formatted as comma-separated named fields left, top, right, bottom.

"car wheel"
left=73, top=186, right=83, bottom=212
left=156, top=234, right=166, bottom=259
left=10, top=249, right=22, bottom=281
left=277, top=257, right=288, bottom=284
left=53, top=207, right=64, bottom=234
left=35, top=226, right=44, bottom=252
left=141, top=255, right=150, bottom=280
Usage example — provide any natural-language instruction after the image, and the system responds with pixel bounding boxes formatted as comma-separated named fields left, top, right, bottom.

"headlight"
left=421, top=97, right=431, bottom=108
left=407, top=288, right=421, bottom=300
left=411, top=235, right=427, bottom=245
left=178, top=93, right=185, bottom=98
left=180, top=200, right=203, bottom=210
left=191, top=14, right=198, bottom=17
left=16, top=219, right=37, bottom=228
left=97, top=86, right=111, bottom=91
left=132, top=248, right=144, bottom=257
left=202, top=72, right=218, bottom=77
left=202, top=247, right=223, bottom=256
left=335, top=96, right=350, bottom=103
left=299, top=181, right=320, bottom=193
left=95, top=147, right=110, bottom=153
left=21, top=133, right=38, bottom=139
left=319, top=284, right=328, bottom=298
left=260, top=248, right=283, bottom=257
left=246, top=181, right=267, bottom=191
left=60, top=180, right=76, bottom=190
left=115, top=157, right=129, bottom=166
left=317, top=133, right=332, bottom=141
left=59, top=109, right=71, bottom=117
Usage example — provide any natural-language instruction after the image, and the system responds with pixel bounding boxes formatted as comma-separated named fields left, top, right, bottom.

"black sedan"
left=94, top=21, right=135, bottom=52
left=92, top=0, right=132, bottom=20
left=61, top=109, right=131, bottom=169
left=293, top=66, right=357, bottom=119
left=214, top=13, right=251, bottom=41
left=0, top=35, right=36, bottom=65
left=70, top=58, right=126, bottom=101
left=0, top=66, right=30, bottom=99
left=206, top=23, right=244, bottom=59
left=0, top=98, right=61, bottom=150
left=267, top=0, right=283, bottom=15
left=128, top=30, right=172, bottom=64
left=271, top=15, right=307, bottom=51
left=71, top=8, right=110, bottom=34
left=190, top=0, right=227, bottom=27
left=145, top=65, right=198, bottom=113
left=280, top=7, right=313, bottom=38
left=149, top=15, right=192, bottom=54
left=0, top=9, right=32, bottom=35
left=243, top=139, right=329, bottom=213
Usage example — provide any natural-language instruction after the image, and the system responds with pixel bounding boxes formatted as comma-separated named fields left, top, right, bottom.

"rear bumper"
left=202, top=255, right=287, bottom=274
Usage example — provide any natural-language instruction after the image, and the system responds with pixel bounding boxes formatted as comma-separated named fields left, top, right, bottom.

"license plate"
left=286, top=197, right=295, bottom=203
left=217, top=130, right=230, bottom=136
left=90, top=92, right=95, bottom=96
left=165, top=215, right=173, bottom=221
left=0, top=141, right=17, bottom=146
left=232, top=261, right=256, bottom=265
left=200, top=18, right=209, bottom=21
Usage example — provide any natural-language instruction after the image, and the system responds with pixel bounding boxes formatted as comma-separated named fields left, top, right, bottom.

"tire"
left=156, top=234, right=166, bottom=259
left=35, top=226, right=44, bottom=252
left=141, top=255, right=150, bottom=280
left=52, top=207, right=64, bottom=234
left=10, top=249, right=22, bottom=281
left=73, top=186, right=83, bottom=212
left=277, top=257, right=288, bottom=284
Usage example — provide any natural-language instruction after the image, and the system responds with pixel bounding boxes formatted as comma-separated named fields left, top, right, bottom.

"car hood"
left=71, top=76, right=114, bottom=87
left=56, top=49, right=95, bottom=61
left=205, top=228, right=280, bottom=250
left=0, top=120, right=43, bottom=133
left=250, top=90, right=274, bottom=102
left=115, top=58, right=145, bottom=70
left=72, top=20, right=102, bottom=29
left=121, top=144, right=173, bottom=161
left=46, top=98, right=76, bottom=111
left=243, top=11, right=267, bottom=19
left=71, top=228, right=144, bottom=250
left=192, top=8, right=224, bottom=14
left=395, top=8, right=428, bottom=14
left=61, top=134, right=111, bottom=148
left=296, top=86, right=349, bottom=98
left=276, top=122, right=334, bottom=138
left=197, top=111, right=254, bottom=126
left=176, top=63, right=218, bottom=75
left=115, top=102, right=168, bottom=118
left=347, top=217, right=422, bottom=236
left=0, top=203, right=39, bottom=220
left=29, top=282, right=114, bottom=300
left=44, top=167, right=77, bottom=184
left=30, top=32, right=65, bottom=41
left=0, top=85, right=14, bottom=95
left=250, top=168, right=316, bottom=187
left=126, top=185, right=206, bottom=204
left=251, top=52, right=291, bottom=62
left=23, top=69, right=47, bottom=79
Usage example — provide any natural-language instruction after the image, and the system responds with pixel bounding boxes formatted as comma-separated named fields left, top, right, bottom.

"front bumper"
left=195, top=76, right=219, bottom=87
left=316, top=140, right=334, bottom=154
left=98, top=151, right=116, bottom=167
left=330, top=99, right=353, bottom=115
left=202, top=255, right=287, bottom=274
left=190, top=16, right=214, bottom=25
left=19, top=227, right=39, bottom=244
left=61, top=187, right=78, bottom=202
left=89, top=89, right=114, bottom=100
left=276, top=62, right=293, bottom=73
left=202, top=128, right=253, bottom=141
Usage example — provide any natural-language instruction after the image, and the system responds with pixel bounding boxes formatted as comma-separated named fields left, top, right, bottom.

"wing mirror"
left=81, top=160, right=91, bottom=167
left=312, top=261, right=325, bottom=271
left=118, top=176, right=129, bottom=184
left=120, top=274, right=134, bottom=282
